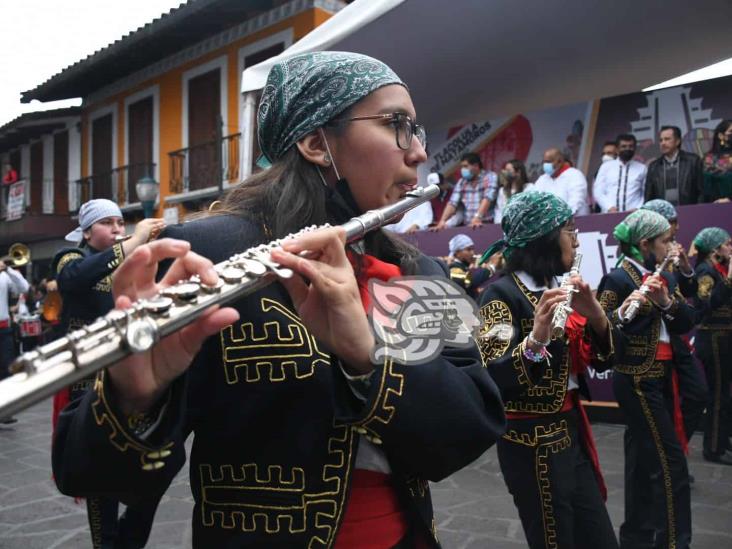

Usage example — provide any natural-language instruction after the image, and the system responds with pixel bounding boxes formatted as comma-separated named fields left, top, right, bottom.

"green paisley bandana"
left=641, top=199, right=677, bottom=221
left=693, top=227, right=730, bottom=253
left=257, top=51, right=406, bottom=165
left=613, top=209, right=670, bottom=264
left=479, top=190, right=572, bottom=264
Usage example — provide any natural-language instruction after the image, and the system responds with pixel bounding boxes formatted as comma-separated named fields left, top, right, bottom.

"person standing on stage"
left=691, top=227, right=732, bottom=465
left=597, top=209, right=695, bottom=548
left=51, top=51, right=506, bottom=548
left=641, top=199, right=707, bottom=450
left=532, top=147, right=590, bottom=216
left=645, top=126, right=704, bottom=206
left=52, top=198, right=164, bottom=549
left=594, top=133, right=647, bottom=213
left=478, top=190, right=619, bottom=549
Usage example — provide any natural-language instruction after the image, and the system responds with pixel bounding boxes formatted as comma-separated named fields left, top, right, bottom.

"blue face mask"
left=542, top=162, right=555, bottom=176
left=460, top=167, right=473, bottom=180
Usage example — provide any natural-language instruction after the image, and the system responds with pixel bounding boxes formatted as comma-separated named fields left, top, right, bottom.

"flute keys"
left=162, top=282, right=201, bottom=301
left=142, top=296, right=173, bottom=314
left=237, top=259, right=267, bottom=277
left=219, top=266, right=246, bottom=284
left=125, top=317, right=160, bottom=353
left=200, top=279, right=223, bottom=294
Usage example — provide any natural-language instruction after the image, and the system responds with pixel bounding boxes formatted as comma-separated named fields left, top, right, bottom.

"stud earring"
left=323, top=153, right=331, bottom=166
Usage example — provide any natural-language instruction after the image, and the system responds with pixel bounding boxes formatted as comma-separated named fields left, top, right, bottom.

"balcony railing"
left=74, top=162, right=156, bottom=211
left=169, top=133, right=240, bottom=195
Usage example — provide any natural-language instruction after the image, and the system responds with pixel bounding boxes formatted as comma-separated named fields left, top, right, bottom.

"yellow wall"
left=80, top=7, right=334, bottom=216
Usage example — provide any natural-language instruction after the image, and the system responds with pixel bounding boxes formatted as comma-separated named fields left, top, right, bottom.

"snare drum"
left=19, top=315, right=42, bottom=338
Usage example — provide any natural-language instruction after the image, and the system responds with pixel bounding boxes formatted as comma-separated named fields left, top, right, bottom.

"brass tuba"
left=0, top=243, right=30, bottom=267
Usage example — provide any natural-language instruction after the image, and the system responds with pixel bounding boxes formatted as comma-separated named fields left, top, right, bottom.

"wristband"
left=523, top=339, right=550, bottom=363
left=528, top=331, right=550, bottom=347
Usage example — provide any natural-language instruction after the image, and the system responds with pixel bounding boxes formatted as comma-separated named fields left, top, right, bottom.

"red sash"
left=714, top=262, right=729, bottom=279
left=334, top=470, right=410, bottom=549
left=335, top=253, right=412, bottom=547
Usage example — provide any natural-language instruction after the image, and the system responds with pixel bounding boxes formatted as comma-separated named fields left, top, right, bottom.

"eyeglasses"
left=562, top=227, right=579, bottom=241
left=328, top=112, right=427, bottom=151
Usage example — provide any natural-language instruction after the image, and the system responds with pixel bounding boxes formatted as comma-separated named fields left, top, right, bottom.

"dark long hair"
left=710, top=120, right=732, bottom=154
left=504, top=226, right=565, bottom=287
left=502, top=159, right=529, bottom=199
left=205, top=147, right=422, bottom=274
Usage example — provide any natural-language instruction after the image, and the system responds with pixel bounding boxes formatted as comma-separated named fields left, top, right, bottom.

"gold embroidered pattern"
left=535, top=423, right=571, bottom=549
left=93, top=275, right=112, bottom=293
left=598, top=290, right=618, bottom=312
left=698, top=275, right=715, bottom=300
left=634, top=375, right=676, bottom=548
left=710, top=333, right=724, bottom=453
left=503, top=421, right=571, bottom=548
left=91, top=370, right=174, bottom=469
left=221, top=298, right=329, bottom=384
left=479, top=300, right=513, bottom=361
left=106, top=243, right=125, bottom=270
left=56, top=251, right=83, bottom=274
left=504, top=274, right=569, bottom=414
left=199, top=421, right=354, bottom=548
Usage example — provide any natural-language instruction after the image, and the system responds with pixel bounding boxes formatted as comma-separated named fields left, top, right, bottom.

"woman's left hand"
left=270, top=227, right=375, bottom=374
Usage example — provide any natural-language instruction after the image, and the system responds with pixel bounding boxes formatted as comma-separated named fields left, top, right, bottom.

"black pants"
left=497, top=410, right=618, bottom=549
left=696, top=331, right=732, bottom=456
left=86, top=495, right=160, bottom=549
left=0, top=327, right=15, bottom=380
left=673, top=338, right=707, bottom=442
left=613, top=366, right=691, bottom=549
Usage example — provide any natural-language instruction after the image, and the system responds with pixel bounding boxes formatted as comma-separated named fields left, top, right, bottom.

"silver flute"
left=550, top=253, right=582, bottom=339
left=621, top=254, right=674, bottom=323
left=0, top=185, right=439, bottom=417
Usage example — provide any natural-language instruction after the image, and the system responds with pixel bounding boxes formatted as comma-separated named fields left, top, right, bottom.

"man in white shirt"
left=533, top=148, right=590, bottom=215
left=594, top=134, right=647, bottom=213
left=0, top=259, right=29, bottom=423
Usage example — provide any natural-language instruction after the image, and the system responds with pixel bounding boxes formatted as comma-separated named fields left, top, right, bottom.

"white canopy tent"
left=239, top=0, right=732, bottom=175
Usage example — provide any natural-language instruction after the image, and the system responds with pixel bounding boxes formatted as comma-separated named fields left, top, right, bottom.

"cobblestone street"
left=1, top=400, right=731, bottom=548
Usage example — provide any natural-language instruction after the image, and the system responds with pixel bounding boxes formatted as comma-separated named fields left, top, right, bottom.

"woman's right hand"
left=530, top=287, right=569, bottom=345
left=107, top=238, right=239, bottom=415
left=619, top=289, right=648, bottom=317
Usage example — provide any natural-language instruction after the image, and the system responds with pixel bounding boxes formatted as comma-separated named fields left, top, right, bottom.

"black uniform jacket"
left=645, top=150, right=704, bottom=205
left=477, top=273, right=616, bottom=413
left=52, top=214, right=506, bottom=548
left=52, top=242, right=125, bottom=400
left=693, top=261, right=732, bottom=330
left=596, top=259, right=696, bottom=375
left=448, top=260, right=493, bottom=301
left=51, top=242, right=125, bottom=332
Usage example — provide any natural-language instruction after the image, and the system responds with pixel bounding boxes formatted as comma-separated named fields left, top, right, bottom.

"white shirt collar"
left=515, top=270, right=559, bottom=291
left=625, top=256, right=649, bottom=274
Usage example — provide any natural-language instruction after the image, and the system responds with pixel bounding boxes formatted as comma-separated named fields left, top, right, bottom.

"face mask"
left=502, top=171, right=516, bottom=182
left=460, top=167, right=473, bottom=180
left=601, top=154, right=615, bottom=163
left=542, top=162, right=554, bottom=176
left=618, top=149, right=634, bottom=162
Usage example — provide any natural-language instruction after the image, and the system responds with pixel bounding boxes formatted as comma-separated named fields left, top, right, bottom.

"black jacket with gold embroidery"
left=52, top=214, right=506, bottom=548
left=477, top=273, right=615, bottom=414
left=52, top=243, right=125, bottom=400
left=693, top=261, right=732, bottom=330
left=52, top=243, right=125, bottom=333
left=597, top=259, right=696, bottom=375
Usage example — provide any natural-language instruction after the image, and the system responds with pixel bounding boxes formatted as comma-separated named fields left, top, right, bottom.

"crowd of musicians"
left=0, top=51, right=731, bottom=549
